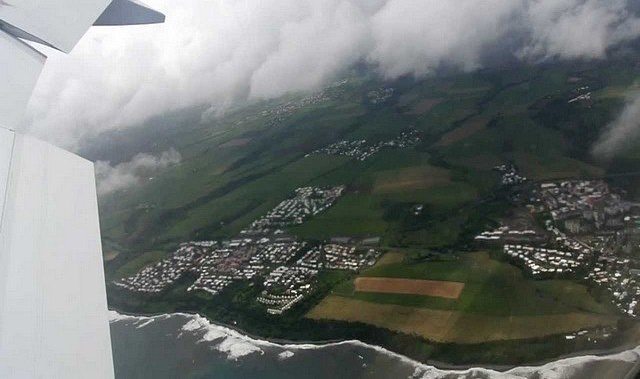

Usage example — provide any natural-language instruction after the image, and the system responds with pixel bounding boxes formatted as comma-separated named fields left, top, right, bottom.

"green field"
left=333, top=251, right=615, bottom=317
left=308, top=251, right=618, bottom=344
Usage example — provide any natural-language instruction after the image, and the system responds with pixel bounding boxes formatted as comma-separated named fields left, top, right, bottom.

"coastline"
left=108, top=307, right=640, bottom=374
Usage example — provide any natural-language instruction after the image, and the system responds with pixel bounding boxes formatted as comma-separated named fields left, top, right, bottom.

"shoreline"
left=108, top=307, right=640, bottom=373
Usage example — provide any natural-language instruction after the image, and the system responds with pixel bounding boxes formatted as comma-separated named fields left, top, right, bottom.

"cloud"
left=592, top=91, right=640, bottom=159
left=520, top=0, right=640, bottom=60
left=95, top=148, right=181, bottom=196
left=368, top=0, right=522, bottom=77
left=22, top=0, right=640, bottom=149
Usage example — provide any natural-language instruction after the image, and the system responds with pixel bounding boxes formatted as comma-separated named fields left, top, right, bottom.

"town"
left=476, top=175, right=640, bottom=317
left=115, top=186, right=382, bottom=315
left=240, top=186, right=345, bottom=235
left=307, top=128, right=421, bottom=161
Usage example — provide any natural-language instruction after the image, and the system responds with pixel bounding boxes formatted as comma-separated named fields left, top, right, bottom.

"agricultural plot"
left=406, top=98, right=444, bottom=115
left=307, top=296, right=617, bottom=344
left=433, top=116, right=487, bottom=147
left=354, top=252, right=614, bottom=315
left=513, top=152, right=604, bottom=181
left=320, top=251, right=618, bottom=342
left=372, top=165, right=450, bottom=194
left=354, top=277, right=464, bottom=299
left=370, top=251, right=405, bottom=267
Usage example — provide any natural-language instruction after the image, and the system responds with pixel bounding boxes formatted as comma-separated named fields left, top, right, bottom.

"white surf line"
left=109, top=310, right=640, bottom=378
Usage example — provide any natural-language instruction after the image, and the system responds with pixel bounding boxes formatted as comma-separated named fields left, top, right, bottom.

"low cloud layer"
left=23, top=0, right=640, bottom=149
left=592, top=91, right=640, bottom=159
left=95, top=148, right=181, bottom=196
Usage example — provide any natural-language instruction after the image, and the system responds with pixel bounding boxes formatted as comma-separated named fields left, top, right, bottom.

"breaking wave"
left=108, top=311, right=640, bottom=378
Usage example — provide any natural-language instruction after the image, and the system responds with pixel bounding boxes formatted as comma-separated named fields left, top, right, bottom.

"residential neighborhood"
left=115, top=185, right=382, bottom=315
left=307, top=128, right=421, bottom=161
left=476, top=178, right=640, bottom=317
left=240, top=186, right=345, bottom=235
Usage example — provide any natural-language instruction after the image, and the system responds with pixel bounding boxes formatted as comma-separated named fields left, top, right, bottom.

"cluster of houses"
left=586, top=256, right=640, bottom=317
left=477, top=178, right=640, bottom=317
left=115, top=183, right=383, bottom=315
left=367, top=87, right=394, bottom=104
left=255, top=243, right=381, bottom=314
left=240, top=186, right=345, bottom=235
left=297, top=244, right=381, bottom=271
left=115, top=237, right=306, bottom=296
left=493, top=164, right=527, bottom=186
left=187, top=242, right=262, bottom=295
left=114, top=244, right=207, bottom=293
left=537, top=182, right=640, bottom=316
left=233, top=80, right=349, bottom=129
left=564, top=325, right=616, bottom=344
left=503, top=244, right=584, bottom=276
left=249, top=241, right=306, bottom=266
left=311, top=139, right=380, bottom=161
left=260, top=91, right=334, bottom=128
left=307, top=129, right=421, bottom=161
left=257, top=265, right=317, bottom=315
left=537, top=180, right=633, bottom=231
left=116, top=235, right=382, bottom=314
left=474, top=226, right=546, bottom=244
left=568, top=86, right=592, bottom=105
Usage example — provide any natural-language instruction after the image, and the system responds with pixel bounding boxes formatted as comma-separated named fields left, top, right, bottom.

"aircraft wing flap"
left=0, top=29, right=45, bottom=129
left=0, top=0, right=111, bottom=52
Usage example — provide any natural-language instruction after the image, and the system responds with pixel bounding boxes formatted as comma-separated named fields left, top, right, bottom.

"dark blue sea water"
left=109, top=312, right=640, bottom=379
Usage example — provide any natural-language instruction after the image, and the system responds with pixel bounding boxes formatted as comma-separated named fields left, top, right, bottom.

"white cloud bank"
left=592, top=91, right=640, bottom=159
left=23, top=0, right=640, bottom=149
left=95, top=148, right=181, bottom=195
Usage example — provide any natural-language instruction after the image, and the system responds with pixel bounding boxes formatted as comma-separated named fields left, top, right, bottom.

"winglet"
left=94, top=0, right=165, bottom=26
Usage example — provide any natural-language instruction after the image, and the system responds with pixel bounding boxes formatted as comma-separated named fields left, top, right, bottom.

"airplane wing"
left=0, top=2, right=164, bottom=378
left=0, top=0, right=112, bottom=53
left=0, top=30, right=45, bottom=129
left=95, top=0, right=165, bottom=26
left=0, top=130, right=115, bottom=378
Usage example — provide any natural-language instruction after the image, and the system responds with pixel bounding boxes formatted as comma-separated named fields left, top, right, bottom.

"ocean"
left=109, top=312, right=640, bottom=379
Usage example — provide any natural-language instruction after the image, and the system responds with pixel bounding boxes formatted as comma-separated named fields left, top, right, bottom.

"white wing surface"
left=0, top=30, right=45, bottom=129
left=0, top=1, right=164, bottom=378
left=0, top=0, right=111, bottom=52
left=0, top=132, right=114, bottom=378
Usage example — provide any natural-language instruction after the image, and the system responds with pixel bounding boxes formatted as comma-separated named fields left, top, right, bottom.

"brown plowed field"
left=354, top=277, right=464, bottom=299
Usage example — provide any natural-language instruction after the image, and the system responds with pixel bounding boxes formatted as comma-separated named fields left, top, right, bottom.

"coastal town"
left=115, top=185, right=382, bottom=315
left=476, top=173, right=640, bottom=318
